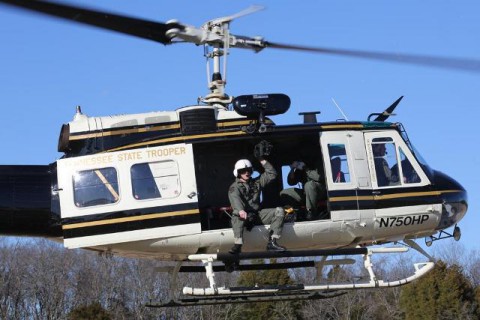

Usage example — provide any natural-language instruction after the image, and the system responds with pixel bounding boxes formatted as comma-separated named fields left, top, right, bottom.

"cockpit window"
left=73, top=167, right=119, bottom=207
left=327, top=144, right=350, bottom=183
left=399, top=125, right=434, bottom=179
left=131, top=160, right=180, bottom=200
left=399, top=147, right=420, bottom=183
left=372, top=138, right=400, bottom=187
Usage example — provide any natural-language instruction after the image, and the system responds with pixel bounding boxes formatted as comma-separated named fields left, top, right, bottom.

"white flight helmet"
left=233, top=159, right=253, bottom=177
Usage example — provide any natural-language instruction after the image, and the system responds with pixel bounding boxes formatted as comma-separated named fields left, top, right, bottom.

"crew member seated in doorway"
left=228, top=142, right=286, bottom=254
left=280, top=155, right=325, bottom=221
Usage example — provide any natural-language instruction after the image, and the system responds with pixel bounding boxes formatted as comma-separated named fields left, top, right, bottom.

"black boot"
left=266, top=238, right=286, bottom=251
left=229, top=244, right=242, bottom=254
left=306, top=209, right=318, bottom=221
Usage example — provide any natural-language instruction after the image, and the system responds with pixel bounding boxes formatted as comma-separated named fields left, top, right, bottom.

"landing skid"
left=147, top=290, right=345, bottom=308
left=150, top=243, right=434, bottom=307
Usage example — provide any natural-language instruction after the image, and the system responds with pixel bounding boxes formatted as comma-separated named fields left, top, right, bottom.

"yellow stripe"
left=321, top=124, right=364, bottom=129
left=70, top=123, right=181, bottom=141
left=329, top=190, right=462, bottom=202
left=217, top=119, right=273, bottom=128
left=330, top=195, right=374, bottom=202
left=63, top=209, right=199, bottom=229
left=375, top=191, right=441, bottom=200
left=69, top=118, right=270, bottom=141
left=218, top=120, right=250, bottom=128
left=62, top=209, right=199, bottom=230
left=440, top=190, right=463, bottom=194
left=106, top=130, right=247, bottom=152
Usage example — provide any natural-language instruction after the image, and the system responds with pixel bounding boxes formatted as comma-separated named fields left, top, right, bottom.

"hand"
left=291, top=161, right=305, bottom=170
left=254, top=140, right=273, bottom=160
left=290, top=161, right=299, bottom=169
left=239, top=210, right=248, bottom=220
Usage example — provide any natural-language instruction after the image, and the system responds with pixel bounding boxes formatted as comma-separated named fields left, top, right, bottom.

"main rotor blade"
left=0, top=0, right=184, bottom=44
left=264, top=41, right=480, bottom=73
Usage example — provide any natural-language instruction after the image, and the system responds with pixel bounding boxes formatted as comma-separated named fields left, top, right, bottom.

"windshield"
left=399, top=123, right=434, bottom=179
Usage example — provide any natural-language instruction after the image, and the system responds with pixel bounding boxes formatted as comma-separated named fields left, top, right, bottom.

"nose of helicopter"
left=432, top=170, right=468, bottom=230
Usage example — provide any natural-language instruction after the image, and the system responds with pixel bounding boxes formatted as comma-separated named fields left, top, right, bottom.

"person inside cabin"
left=228, top=149, right=286, bottom=254
left=400, top=159, right=420, bottom=183
left=391, top=158, right=420, bottom=184
left=280, top=145, right=325, bottom=220
left=331, top=157, right=345, bottom=183
left=373, top=143, right=393, bottom=186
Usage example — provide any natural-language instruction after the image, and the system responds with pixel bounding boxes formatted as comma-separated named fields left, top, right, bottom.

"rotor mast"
left=167, top=6, right=265, bottom=108
left=202, top=22, right=231, bottom=107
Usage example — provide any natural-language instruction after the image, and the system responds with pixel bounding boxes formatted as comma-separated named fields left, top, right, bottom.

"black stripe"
left=67, top=121, right=400, bottom=157
left=69, top=120, right=180, bottom=138
left=68, top=118, right=250, bottom=140
left=62, top=202, right=197, bottom=225
left=374, top=195, right=440, bottom=210
left=328, top=186, right=444, bottom=211
left=63, top=212, right=199, bottom=239
left=329, top=199, right=373, bottom=211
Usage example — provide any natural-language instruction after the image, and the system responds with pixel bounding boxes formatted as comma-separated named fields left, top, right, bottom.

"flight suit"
left=228, top=161, right=284, bottom=245
left=280, top=165, right=324, bottom=217
left=375, top=158, right=393, bottom=186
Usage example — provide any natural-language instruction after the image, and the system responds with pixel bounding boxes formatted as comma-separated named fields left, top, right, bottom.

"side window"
left=73, top=167, right=119, bottom=207
left=131, top=160, right=180, bottom=200
left=372, top=138, right=400, bottom=187
left=327, top=144, right=350, bottom=183
left=399, top=147, right=420, bottom=184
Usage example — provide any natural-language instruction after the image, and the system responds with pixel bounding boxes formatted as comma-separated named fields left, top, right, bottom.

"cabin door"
left=320, top=131, right=372, bottom=222
left=57, top=143, right=200, bottom=248
left=364, top=131, right=437, bottom=240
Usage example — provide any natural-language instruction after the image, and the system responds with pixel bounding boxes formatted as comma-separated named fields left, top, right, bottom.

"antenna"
left=331, top=98, right=349, bottom=121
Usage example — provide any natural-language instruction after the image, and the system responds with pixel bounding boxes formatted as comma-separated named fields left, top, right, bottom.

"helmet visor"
left=238, top=167, right=253, bottom=175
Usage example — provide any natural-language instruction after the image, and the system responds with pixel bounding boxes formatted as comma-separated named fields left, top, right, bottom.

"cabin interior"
left=193, top=132, right=327, bottom=231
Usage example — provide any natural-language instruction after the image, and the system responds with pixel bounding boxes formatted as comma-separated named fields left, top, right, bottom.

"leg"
left=259, top=207, right=286, bottom=251
left=280, top=188, right=304, bottom=207
left=303, top=181, right=321, bottom=216
left=258, top=207, right=285, bottom=239
left=229, top=215, right=244, bottom=254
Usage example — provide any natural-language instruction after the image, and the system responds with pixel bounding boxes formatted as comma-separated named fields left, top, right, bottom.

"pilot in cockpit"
left=373, top=143, right=393, bottom=186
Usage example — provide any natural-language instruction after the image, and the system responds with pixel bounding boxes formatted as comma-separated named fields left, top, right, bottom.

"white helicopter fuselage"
left=0, top=1, right=468, bottom=265
left=50, top=104, right=466, bottom=260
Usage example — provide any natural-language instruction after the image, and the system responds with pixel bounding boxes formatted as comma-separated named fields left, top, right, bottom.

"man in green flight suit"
left=228, top=158, right=286, bottom=254
left=280, top=158, right=325, bottom=221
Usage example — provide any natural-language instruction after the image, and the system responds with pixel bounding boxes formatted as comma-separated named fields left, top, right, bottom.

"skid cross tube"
left=178, top=260, right=315, bottom=272
left=190, top=247, right=369, bottom=263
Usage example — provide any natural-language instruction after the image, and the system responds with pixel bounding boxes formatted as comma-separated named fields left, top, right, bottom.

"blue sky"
left=0, top=1, right=478, bottom=250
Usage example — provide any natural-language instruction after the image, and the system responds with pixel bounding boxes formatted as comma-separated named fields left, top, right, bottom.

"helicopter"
left=0, top=0, right=472, bottom=307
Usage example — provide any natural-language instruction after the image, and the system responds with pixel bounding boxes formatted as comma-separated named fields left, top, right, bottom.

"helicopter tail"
left=0, top=165, right=61, bottom=237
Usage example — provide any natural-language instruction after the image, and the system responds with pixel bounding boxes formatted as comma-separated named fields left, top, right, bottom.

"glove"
left=245, top=212, right=256, bottom=231
left=291, top=161, right=305, bottom=170
left=297, top=161, right=306, bottom=170
left=254, top=140, right=273, bottom=160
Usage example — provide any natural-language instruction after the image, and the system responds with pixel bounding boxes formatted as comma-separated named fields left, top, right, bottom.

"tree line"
left=0, top=238, right=479, bottom=319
